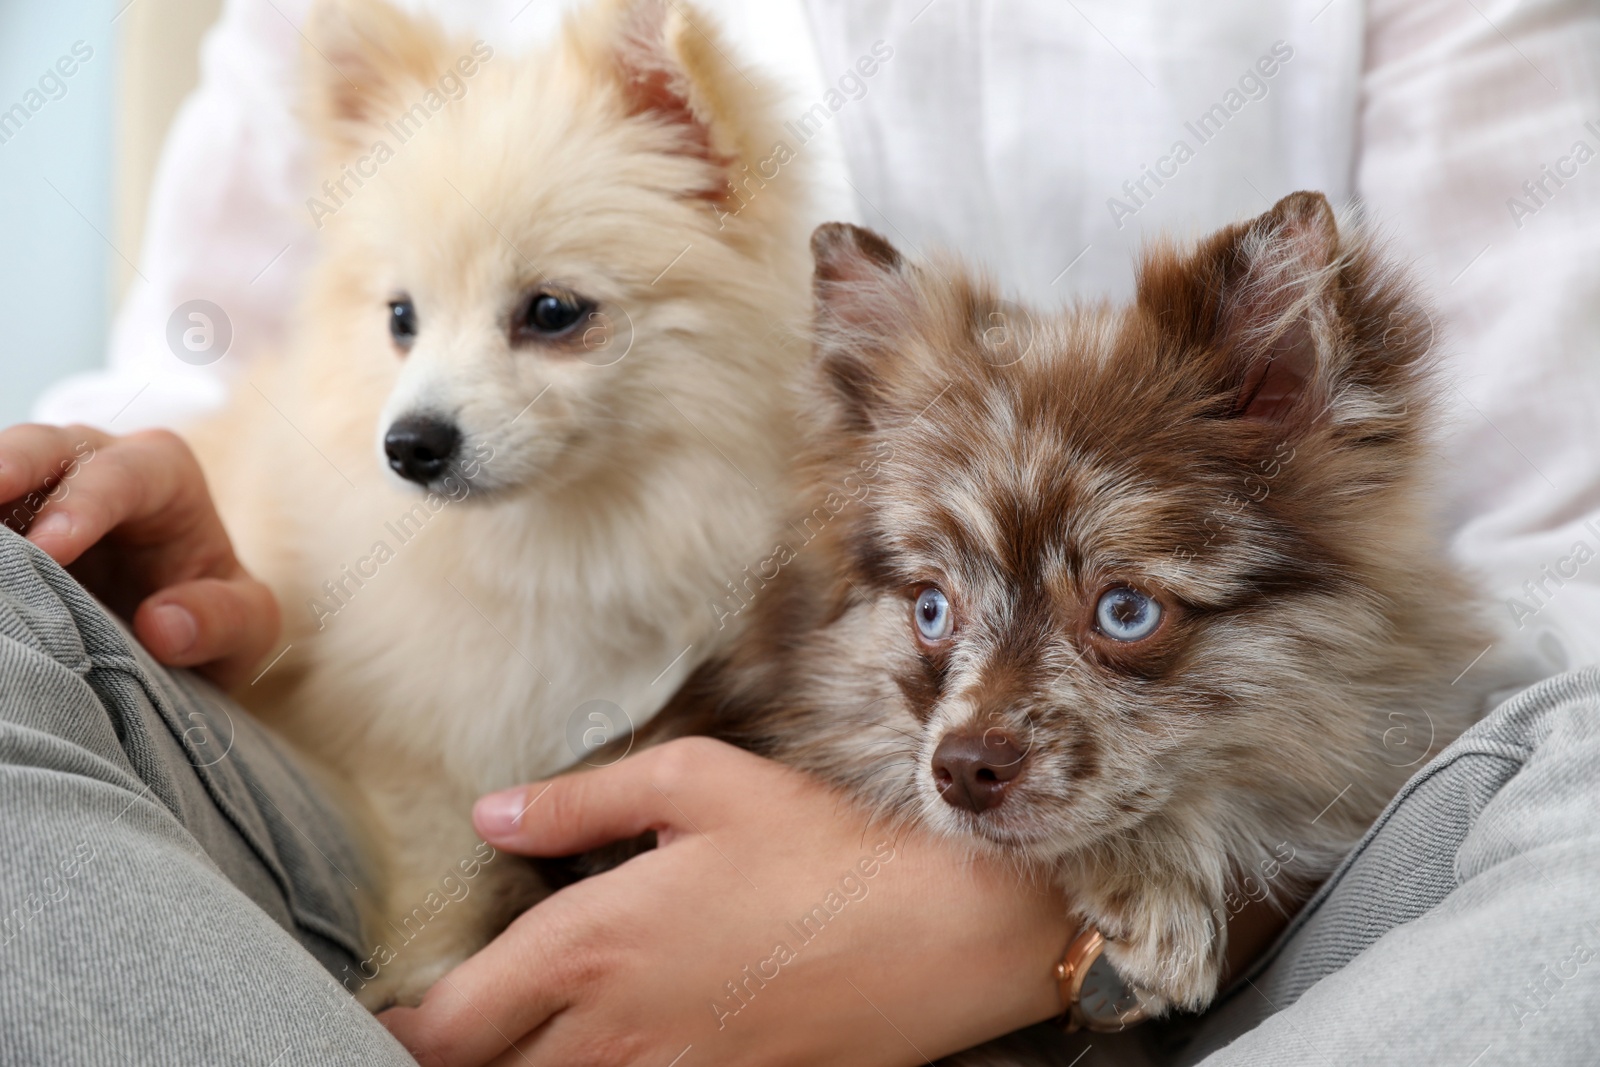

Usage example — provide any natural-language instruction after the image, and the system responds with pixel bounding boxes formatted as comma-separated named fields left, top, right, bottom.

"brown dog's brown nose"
left=932, top=730, right=1025, bottom=813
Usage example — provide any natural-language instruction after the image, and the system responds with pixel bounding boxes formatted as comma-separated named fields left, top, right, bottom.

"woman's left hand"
left=0, top=423, right=280, bottom=688
left=380, top=737, right=1074, bottom=1067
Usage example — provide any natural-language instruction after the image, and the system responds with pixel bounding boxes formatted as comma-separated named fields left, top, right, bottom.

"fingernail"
left=473, top=787, right=529, bottom=840
left=29, top=512, right=71, bottom=543
left=148, top=604, right=198, bottom=656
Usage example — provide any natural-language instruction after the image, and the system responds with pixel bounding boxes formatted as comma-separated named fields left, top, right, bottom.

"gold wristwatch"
left=1054, top=928, right=1153, bottom=1033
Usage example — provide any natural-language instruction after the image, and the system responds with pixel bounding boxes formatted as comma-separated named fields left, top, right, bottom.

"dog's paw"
left=1073, top=879, right=1226, bottom=1018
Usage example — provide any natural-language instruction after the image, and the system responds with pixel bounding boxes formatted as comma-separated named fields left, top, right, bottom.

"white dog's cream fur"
left=189, top=0, right=811, bottom=1005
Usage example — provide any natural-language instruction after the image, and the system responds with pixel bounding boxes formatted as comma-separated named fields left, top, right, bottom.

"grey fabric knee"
left=0, top=527, right=412, bottom=1065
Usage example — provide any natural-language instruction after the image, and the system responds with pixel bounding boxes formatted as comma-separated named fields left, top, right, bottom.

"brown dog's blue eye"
left=914, top=586, right=953, bottom=643
left=519, top=293, right=587, bottom=338
left=389, top=298, right=418, bottom=349
left=1096, top=587, right=1161, bottom=642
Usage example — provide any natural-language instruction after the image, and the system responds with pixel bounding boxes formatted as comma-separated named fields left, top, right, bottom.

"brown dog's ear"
left=1219, top=192, right=1339, bottom=422
left=813, top=222, right=909, bottom=317
left=1142, top=191, right=1346, bottom=425
left=304, top=0, right=462, bottom=160
left=807, top=223, right=919, bottom=433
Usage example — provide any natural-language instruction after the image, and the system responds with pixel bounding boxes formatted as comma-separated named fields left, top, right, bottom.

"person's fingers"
left=0, top=423, right=104, bottom=498
left=380, top=905, right=583, bottom=1067
left=471, top=759, right=667, bottom=856
left=0, top=424, right=275, bottom=685
left=18, top=429, right=221, bottom=572
left=481, top=1035, right=540, bottom=1067
left=22, top=441, right=169, bottom=565
left=132, top=574, right=281, bottom=688
left=391, top=741, right=771, bottom=1065
left=0, top=424, right=107, bottom=547
left=472, top=737, right=750, bottom=856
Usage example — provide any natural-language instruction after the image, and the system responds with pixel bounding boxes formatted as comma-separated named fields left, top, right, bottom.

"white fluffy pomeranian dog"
left=190, top=0, right=812, bottom=1005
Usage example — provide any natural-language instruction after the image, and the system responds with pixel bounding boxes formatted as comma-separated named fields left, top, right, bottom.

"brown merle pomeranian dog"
left=658, top=192, right=1491, bottom=1043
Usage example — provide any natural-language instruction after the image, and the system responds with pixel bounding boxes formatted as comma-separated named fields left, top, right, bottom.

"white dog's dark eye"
left=914, top=586, right=953, bottom=644
left=389, top=297, right=418, bottom=349
left=517, top=292, right=588, bottom=340
left=1095, top=587, right=1161, bottom=642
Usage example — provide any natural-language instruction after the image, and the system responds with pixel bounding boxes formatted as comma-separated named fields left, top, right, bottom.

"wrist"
left=875, top=836, right=1076, bottom=1057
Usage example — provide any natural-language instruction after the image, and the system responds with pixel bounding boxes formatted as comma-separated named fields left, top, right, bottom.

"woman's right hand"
left=381, top=737, right=1076, bottom=1067
left=0, top=423, right=279, bottom=688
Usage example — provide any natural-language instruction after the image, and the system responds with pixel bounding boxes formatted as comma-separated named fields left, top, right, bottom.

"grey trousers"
left=1084, top=661, right=1600, bottom=1067
left=1, top=524, right=1597, bottom=1065
left=0, top=528, right=413, bottom=1064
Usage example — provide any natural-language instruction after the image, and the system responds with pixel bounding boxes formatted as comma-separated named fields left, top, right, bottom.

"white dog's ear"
left=303, top=0, right=461, bottom=159
left=585, top=0, right=791, bottom=206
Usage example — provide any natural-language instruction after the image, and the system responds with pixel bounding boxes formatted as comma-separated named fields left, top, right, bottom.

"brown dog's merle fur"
left=630, top=192, right=1490, bottom=1052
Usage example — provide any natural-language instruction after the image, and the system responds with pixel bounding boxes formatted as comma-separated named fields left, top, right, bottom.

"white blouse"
left=36, top=0, right=1600, bottom=683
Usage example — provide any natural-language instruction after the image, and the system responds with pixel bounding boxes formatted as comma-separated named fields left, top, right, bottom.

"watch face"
left=1077, top=953, right=1145, bottom=1030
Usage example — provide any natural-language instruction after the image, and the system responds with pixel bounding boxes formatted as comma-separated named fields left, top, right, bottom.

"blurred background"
left=0, top=0, right=218, bottom=425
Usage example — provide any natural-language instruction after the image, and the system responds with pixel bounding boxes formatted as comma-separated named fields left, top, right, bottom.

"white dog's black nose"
left=384, top=416, right=461, bottom=485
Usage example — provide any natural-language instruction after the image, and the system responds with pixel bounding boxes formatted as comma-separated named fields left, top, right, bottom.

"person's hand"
left=380, top=737, right=1075, bottom=1067
left=0, top=423, right=279, bottom=688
